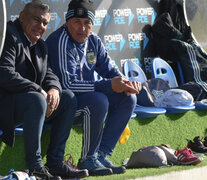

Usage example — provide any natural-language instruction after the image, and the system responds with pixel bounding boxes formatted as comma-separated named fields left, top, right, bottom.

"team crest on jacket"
left=87, top=52, right=96, bottom=64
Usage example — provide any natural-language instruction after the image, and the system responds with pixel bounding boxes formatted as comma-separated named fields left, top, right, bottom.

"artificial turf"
left=1, top=109, right=207, bottom=179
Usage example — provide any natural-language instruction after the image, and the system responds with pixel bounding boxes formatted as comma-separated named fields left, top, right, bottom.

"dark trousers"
left=75, top=92, right=137, bottom=159
left=14, top=90, right=77, bottom=170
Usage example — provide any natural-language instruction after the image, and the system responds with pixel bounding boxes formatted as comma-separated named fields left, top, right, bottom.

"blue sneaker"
left=98, top=151, right=126, bottom=174
left=77, top=155, right=112, bottom=176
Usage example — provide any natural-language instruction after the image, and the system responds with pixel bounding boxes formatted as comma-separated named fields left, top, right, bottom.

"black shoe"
left=187, top=136, right=207, bottom=154
left=29, top=166, right=61, bottom=180
left=46, top=162, right=89, bottom=179
left=203, top=136, right=207, bottom=147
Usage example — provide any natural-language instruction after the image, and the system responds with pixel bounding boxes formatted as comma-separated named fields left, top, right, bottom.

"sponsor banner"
left=185, top=0, right=207, bottom=51
left=5, top=0, right=159, bottom=76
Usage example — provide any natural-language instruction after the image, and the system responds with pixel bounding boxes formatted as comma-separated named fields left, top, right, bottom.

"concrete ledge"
left=133, top=166, right=207, bottom=180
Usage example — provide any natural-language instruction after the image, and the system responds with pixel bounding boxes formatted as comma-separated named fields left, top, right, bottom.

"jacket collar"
left=13, top=19, right=33, bottom=61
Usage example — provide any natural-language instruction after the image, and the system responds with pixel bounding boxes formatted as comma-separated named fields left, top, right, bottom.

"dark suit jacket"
left=0, top=19, right=62, bottom=147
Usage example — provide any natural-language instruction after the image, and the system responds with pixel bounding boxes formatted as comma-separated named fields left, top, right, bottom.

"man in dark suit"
left=0, top=1, right=88, bottom=179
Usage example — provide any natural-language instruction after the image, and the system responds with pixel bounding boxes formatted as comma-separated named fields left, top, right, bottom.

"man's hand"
left=111, top=76, right=142, bottom=96
left=124, top=79, right=142, bottom=96
left=41, top=89, right=60, bottom=117
left=47, top=88, right=60, bottom=110
left=41, top=89, right=48, bottom=99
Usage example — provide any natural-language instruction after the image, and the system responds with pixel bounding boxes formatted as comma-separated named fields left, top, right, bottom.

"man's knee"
left=120, top=93, right=137, bottom=110
left=128, top=94, right=137, bottom=107
left=15, top=92, right=47, bottom=115
left=28, top=92, right=47, bottom=112
left=60, top=89, right=77, bottom=110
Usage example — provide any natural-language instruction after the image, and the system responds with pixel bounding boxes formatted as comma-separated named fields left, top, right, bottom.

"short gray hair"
left=23, top=0, right=50, bottom=14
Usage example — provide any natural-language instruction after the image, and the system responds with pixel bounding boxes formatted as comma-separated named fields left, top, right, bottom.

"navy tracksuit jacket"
left=46, top=25, right=137, bottom=159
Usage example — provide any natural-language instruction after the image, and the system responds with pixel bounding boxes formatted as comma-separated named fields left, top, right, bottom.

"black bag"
left=136, top=78, right=170, bottom=106
left=177, top=82, right=207, bottom=101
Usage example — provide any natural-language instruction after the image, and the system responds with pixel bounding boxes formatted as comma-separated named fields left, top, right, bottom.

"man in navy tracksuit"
left=46, top=0, right=141, bottom=176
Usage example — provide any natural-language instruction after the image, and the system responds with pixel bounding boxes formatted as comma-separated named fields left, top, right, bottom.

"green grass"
left=1, top=109, right=207, bottom=179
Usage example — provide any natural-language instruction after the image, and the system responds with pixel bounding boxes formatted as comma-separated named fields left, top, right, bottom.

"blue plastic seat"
left=164, top=105, right=195, bottom=114
left=152, top=58, right=195, bottom=113
left=123, top=60, right=166, bottom=118
left=177, top=61, right=185, bottom=85
left=194, top=100, right=207, bottom=110
left=14, top=122, right=53, bottom=136
left=14, top=125, right=23, bottom=136
left=134, top=104, right=166, bottom=118
left=178, top=61, right=207, bottom=110
left=122, top=60, right=147, bottom=83
left=14, top=127, right=23, bottom=136
left=152, top=57, right=178, bottom=88
left=0, top=127, right=22, bottom=136
left=130, top=112, right=137, bottom=119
